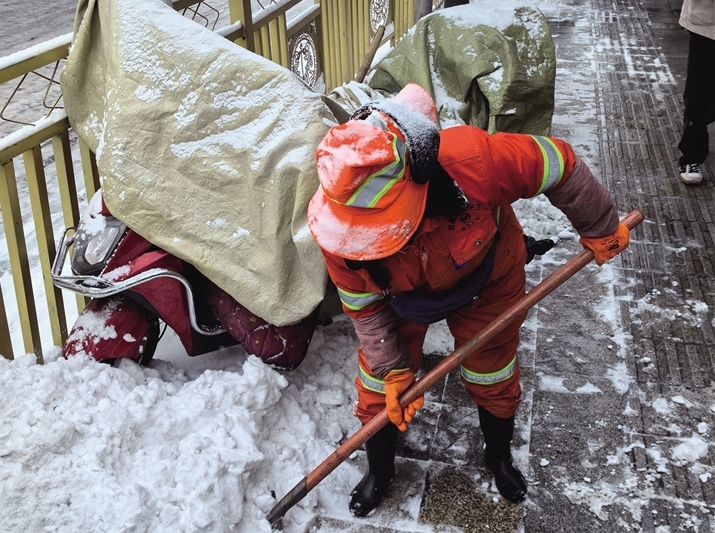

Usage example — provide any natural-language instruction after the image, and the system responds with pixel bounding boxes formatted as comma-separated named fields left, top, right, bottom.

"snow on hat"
left=308, top=84, right=439, bottom=261
left=350, top=83, right=440, bottom=184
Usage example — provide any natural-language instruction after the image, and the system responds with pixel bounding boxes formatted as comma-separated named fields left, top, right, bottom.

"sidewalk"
left=314, top=0, right=715, bottom=531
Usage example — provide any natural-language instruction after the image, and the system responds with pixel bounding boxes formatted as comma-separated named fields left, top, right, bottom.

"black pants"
left=678, top=31, right=715, bottom=166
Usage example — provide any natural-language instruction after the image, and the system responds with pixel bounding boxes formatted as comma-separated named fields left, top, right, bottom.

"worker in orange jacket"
left=307, top=84, right=629, bottom=516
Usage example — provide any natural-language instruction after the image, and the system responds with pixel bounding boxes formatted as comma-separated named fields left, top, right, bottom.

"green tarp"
left=337, top=2, right=556, bottom=135
left=61, top=0, right=334, bottom=326
left=372, top=4, right=555, bottom=134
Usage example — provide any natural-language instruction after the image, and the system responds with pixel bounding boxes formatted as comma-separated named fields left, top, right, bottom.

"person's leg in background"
left=678, top=31, right=715, bottom=184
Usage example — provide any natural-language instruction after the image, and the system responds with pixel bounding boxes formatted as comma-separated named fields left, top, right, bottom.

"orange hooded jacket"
left=321, top=125, right=619, bottom=378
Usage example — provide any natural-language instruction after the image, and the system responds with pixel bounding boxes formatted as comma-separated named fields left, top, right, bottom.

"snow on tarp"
left=369, top=0, right=556, bottom=134
left=60, top=0, right=334, bottom=326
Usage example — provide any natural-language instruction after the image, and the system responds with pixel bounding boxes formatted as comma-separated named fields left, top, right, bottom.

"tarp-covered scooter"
left=52, top=190, right=323, bottom=369
left=53, top=0, right=557, bottom=368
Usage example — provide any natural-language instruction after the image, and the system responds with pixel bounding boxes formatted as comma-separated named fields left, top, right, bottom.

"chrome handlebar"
left=51, top=229, right=226, bottom=336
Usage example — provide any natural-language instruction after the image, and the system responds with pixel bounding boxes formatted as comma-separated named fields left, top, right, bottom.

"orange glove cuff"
left=579, top=222, right=630, bottom=265
left=384, top=369, right=424, bottom=431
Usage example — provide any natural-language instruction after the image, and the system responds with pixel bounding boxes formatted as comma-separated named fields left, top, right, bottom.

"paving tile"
left=419, top=464, right=524, bottom=533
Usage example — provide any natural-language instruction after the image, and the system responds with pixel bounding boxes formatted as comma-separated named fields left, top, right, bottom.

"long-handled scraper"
left=268, top=209, right=644, bottom=530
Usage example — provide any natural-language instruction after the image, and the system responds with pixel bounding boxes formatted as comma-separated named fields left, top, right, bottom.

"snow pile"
left=0, top=325, right=360, bottom=533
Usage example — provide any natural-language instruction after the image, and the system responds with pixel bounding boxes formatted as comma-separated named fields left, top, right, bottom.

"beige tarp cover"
left=61, top=0, right=554, bottom=326
left=61, top=0, right=335, bottom=325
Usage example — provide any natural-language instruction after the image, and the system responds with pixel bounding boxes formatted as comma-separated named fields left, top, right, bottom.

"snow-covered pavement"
left=2, top=0, right=715, bottom=532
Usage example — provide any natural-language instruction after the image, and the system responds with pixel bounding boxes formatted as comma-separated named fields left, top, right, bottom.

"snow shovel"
left=267, top=209, right=644, bottom=530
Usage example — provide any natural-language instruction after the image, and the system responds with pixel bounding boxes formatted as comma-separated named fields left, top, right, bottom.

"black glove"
left=524, top=235, right=556, bottom=264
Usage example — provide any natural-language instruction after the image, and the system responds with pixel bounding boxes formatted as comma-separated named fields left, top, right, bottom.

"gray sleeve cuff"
left=351, top=306, right=412, bottom=379
left=545, top=157, right=619, bottom=238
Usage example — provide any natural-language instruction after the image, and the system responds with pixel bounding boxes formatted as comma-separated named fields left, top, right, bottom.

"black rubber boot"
left=349, top=423, right=399, bottom=517
left=478, top=405, right=528, bottom=503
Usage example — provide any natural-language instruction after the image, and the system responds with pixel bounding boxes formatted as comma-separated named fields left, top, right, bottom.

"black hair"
left=423, top=163, right=469, bottom=218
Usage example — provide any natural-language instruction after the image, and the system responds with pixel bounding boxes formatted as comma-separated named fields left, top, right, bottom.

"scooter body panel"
left=107, top=248, right=194, bottom=350
left=62, top=295, right=159, bottom=362
left=57, top=190, right=317, bottom=368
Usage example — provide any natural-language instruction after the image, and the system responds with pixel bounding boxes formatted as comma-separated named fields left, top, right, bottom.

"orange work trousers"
left=354, top=212, right=528, bottom=423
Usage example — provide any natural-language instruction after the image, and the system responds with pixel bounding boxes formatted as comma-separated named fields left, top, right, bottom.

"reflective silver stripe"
left=357, top=366, right=417, bottom=394
left=460, top=356, right=517, bottom=385
left=346, top=136, right=407, bottom=208
left=531, top=135, right=565, bottom=194
left=358, top=364, right=386, bottom=393
left=337, top=287, right=384, bottom=311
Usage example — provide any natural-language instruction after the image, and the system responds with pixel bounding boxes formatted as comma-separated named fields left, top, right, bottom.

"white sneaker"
left=679, top=163, right=703, bottom=185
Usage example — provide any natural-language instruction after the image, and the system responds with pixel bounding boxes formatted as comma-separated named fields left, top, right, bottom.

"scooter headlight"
left=70, top=217, right=127, bottom=275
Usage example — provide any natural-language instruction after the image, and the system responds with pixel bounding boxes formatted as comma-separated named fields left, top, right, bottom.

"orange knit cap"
left=308, top=84, right=439, bottom=261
